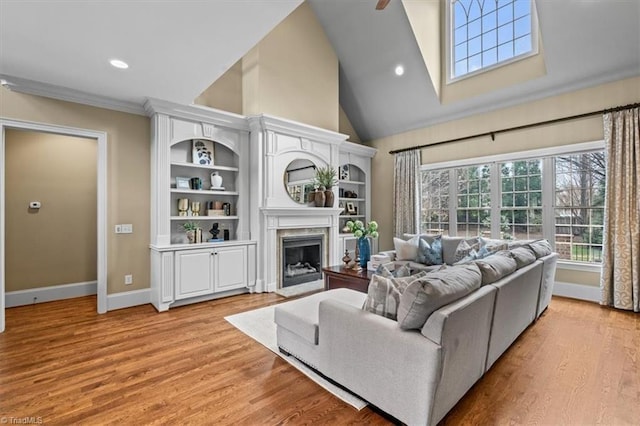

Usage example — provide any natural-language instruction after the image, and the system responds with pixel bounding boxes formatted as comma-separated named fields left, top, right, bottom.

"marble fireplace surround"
left=260, top=208, right=342, bottom=292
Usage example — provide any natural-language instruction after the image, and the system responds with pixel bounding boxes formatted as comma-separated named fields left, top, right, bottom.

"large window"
left=420, top=145, right=606, bottom=265
left=450, top=0, right=535, bottom=79
left=554, top=152, right=605, bottom=263
left=421, top=169, right=450, bottom=234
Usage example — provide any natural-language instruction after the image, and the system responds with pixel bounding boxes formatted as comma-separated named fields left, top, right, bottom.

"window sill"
left=557, top=260, right=602, bottom=273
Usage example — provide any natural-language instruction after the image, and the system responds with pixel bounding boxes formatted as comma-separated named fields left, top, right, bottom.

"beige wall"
left=338, top=105, right=362, bottom=143
left=369, top=76, right=640, bottom=287
left=1, top=87, right=150, bottom=294
left=194, top=59, right=243, bottom=115
left=5, top=130, right=97, bottom=291
left=242, top=2, right=339, bottom=131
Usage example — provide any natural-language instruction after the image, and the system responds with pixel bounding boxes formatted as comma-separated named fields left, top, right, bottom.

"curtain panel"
left=393, top=150, right=421, bottom=237
left=600, top=107, right=640, bottom=312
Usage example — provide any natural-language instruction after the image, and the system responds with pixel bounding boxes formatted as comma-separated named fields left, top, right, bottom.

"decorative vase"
left=342, top=250, right=352, bottom=266
left=186, top=230, right=195, bottom=244
left=211, top=171, right=223, bottom=189
left=358, top=237, right=371, bottom=268
left=324, top=189, right=334, bottom=207
left=314, top=188, right=326, bottom=207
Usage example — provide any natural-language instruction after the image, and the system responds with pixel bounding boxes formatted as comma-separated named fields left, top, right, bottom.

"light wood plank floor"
left=1, top=294, right=638, bottom=425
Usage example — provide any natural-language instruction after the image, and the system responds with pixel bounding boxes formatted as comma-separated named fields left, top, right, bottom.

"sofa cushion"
left=393, top=235, right=420, bottom=261
left=274, top=289, right=367, bottom=345
left=474, top=251, right=518, bottom=285
left=416, top=236, right=444, bottom=265
left=527, top=239, right=553, bottom=258
left=397, top=263, right=482, bottom=330
left=510, top=246, right=537, bottom=269
left=362, top=272, right=428, bottom=320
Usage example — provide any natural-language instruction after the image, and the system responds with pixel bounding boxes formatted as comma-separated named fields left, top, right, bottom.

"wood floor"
left=1, top=294, right=638, bottom=425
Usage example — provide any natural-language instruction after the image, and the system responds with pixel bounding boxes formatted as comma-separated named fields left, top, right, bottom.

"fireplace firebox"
left=281, top=235, right=323, bottom=287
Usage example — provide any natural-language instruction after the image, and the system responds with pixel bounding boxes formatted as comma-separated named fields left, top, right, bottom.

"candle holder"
left=191, top=201, right=201, bottom=216
left=178, top=198, right=189, bottom=216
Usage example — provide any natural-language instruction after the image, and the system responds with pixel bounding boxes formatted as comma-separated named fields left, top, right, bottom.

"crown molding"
left=340, top=140, right=377, bottom=158
left=144, top=98, right=249, bottom=131
left=0, top=74, right=146, bottom=116
left=248, top=114, right=349, bottom=145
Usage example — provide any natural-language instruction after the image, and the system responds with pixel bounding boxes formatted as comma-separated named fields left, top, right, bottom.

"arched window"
left=450, top=0, right=536, bottom=79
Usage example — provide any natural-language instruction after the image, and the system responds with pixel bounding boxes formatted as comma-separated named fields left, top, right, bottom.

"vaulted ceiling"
left=1, top=0, right=638, bottom=142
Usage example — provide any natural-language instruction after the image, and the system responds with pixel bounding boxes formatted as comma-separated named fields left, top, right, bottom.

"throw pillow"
left=375, top=263, right=411, bottom=278
left=362, top=274, right=402, bottom=320
left=474, top=252, right=518, bottom=285
left=477, top=237, right=509, bottom=259
left=397, top=263, right=482, bottom=330
left=416, top=236, right=444, bottom=265
left=452, top=240, right=478, bottom=264
left=362, top=271, right=429, bottom=320
left=509, top=246, right=537, bottom=269
left=393, top=235, right=420, bottom=261
left=527, top=239, right=553, bottom=258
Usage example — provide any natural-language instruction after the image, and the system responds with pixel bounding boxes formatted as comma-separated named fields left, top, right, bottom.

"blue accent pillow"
left=416, top=236, right=443, bottom=265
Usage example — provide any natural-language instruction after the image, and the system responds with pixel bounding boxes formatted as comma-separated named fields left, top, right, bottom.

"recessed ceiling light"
left=109, top=59, right=129, bottom=69
left=394, top=65, right=405, bottom=76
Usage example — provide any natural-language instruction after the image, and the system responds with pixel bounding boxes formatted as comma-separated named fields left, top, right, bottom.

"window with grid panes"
left=500, top=159, right=543, bottom=240
left=456, top=164, right=491, bottom=238
left=421, top=169, right=450, bottom=234
left=450, top=0, right=534, bottom=79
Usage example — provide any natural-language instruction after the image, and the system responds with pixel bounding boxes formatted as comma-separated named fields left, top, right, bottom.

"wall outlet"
left=121, top=224, right=133, bottom=233
left=124, top=274, right=133, bottom=285
left=115, top=225, right=122, bottom=233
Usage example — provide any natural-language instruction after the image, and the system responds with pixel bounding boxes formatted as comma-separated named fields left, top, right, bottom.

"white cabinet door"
left=175, top=249, right=214, bottom=300
left=214, top=246, right=247, bottom=292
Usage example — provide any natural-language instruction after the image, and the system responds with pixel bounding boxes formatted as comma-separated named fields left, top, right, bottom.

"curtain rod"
left=388, top=102, right=640, bottom=155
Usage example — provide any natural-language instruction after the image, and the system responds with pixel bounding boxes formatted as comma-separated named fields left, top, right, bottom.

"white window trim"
left=446, top=0, right=540, bottom=84
left=420, top=140, right=605, bottom=272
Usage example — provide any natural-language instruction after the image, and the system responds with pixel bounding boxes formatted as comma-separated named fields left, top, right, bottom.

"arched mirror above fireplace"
left=283, top=159, right=316, bottom=204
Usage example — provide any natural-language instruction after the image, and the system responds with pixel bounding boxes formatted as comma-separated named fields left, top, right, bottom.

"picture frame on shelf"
left=176, top=177, right=191, bottom=189
left=346, top=202, right=356, bottom=215
left=192, top=139, right=214, bottom=165
left=340, top=164, right=350, bottom=180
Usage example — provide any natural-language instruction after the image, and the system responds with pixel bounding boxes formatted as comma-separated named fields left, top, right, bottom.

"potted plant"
left=314, top=166, right=338, bottom=207
left=345, top=220, right=379, bottom=267
left=182, top=221, right=200, bottom=244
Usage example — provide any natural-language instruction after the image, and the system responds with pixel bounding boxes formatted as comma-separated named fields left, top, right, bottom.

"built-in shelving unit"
left=336, top=142, right=378, bottom=257
left=146, top=98, right=256, bottom=312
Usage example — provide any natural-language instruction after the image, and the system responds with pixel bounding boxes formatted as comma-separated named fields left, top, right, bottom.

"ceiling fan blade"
left=376, top=0, right=390, bottom=10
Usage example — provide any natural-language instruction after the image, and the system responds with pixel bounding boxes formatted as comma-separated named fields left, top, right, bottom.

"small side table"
left=322, top=265, right=373, bottom=293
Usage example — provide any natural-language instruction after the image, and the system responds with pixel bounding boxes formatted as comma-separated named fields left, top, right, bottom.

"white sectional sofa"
left=274, top=242, right=557, bottom=425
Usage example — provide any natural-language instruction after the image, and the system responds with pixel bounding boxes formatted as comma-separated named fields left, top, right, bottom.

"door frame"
left=0, top=118, right=107, bottom=332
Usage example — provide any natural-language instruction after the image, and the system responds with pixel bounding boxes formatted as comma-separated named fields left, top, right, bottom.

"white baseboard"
left=107, top=288, right=151, bottom=311
left=5, top=281, right=97, bottom=307
left=553, top=281, right=601, bottom=303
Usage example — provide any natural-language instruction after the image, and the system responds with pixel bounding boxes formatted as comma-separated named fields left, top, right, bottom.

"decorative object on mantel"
left=210, top=171, right=224, bottom=189
left=192, top=139, right=214, bottom=165
left=182, top=221, right=200, bottom=244
left=345, top=220, right=379, bottom=268
left=314, top=186, right=326, bottom=207
left=178, top=198, right=189, bottom=216
left=314, top=166, right=338, bottom=207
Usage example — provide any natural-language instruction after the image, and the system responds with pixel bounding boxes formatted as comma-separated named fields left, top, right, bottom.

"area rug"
left=224, top=304, right=367, bottom=410
left=274, top=280, right=324, bottom=298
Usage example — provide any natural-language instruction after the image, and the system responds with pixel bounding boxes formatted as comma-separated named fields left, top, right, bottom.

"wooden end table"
left=322, top=265, right=373, bottom=293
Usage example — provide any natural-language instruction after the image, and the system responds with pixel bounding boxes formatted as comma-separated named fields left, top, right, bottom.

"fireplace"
left=281, top=235, right=323, bottom=287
